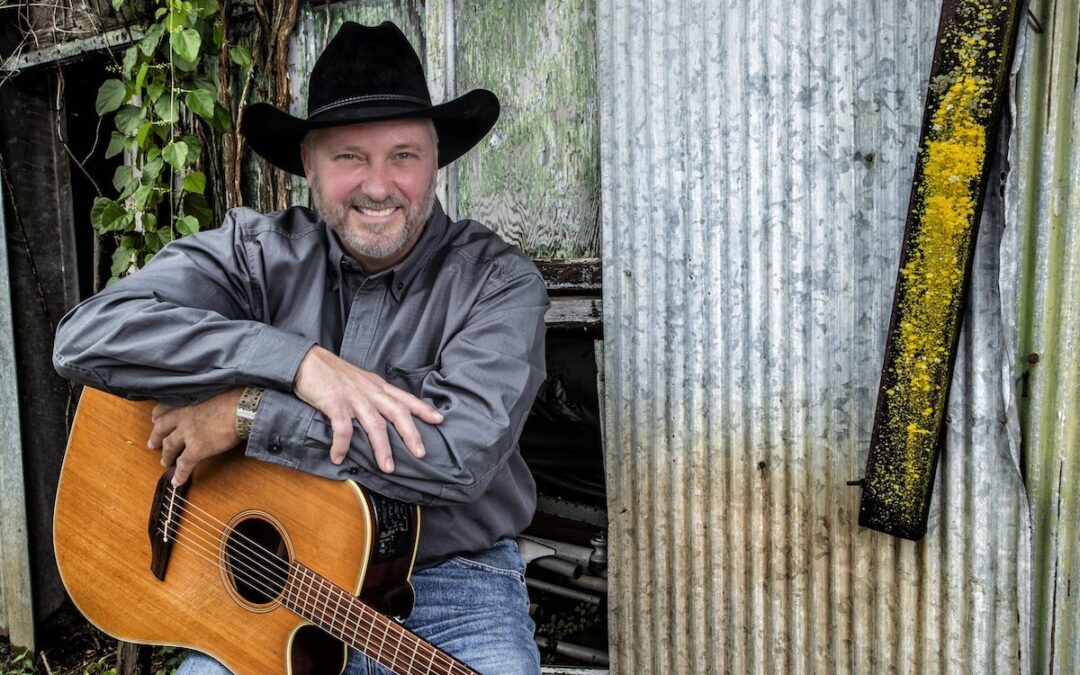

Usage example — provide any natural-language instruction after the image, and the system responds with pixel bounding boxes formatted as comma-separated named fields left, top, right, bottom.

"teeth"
left=358, top=207, right=395, bottom=217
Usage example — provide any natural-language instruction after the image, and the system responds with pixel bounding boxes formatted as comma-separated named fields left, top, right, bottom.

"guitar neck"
left=282, top=562, right=477, bottom=675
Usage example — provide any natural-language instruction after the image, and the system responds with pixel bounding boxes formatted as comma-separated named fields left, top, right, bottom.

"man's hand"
left=293, top=345, right=444, bottom=472
left=149, top=387, right=245, bottom=486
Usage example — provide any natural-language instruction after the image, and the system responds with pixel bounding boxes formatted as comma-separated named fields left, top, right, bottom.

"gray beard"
left=309, top=174, right=437, bottom=262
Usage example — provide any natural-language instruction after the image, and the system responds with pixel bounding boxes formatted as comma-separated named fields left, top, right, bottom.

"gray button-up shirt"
left=53, top=203, right=549, bottom=566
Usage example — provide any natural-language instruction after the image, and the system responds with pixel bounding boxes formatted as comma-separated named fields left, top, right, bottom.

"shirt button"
left=268, top=441, right=282, bottom=454
left=348, top=467, right=360, bottom=475
left=396, top=282, right=404, bottom=290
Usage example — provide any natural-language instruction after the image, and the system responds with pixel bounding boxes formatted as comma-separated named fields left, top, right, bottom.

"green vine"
left=92, top=0, right=250, bottom=284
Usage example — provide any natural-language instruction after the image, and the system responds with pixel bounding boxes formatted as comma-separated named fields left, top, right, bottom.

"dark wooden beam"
left=857, top=0, right=1024, bottom=539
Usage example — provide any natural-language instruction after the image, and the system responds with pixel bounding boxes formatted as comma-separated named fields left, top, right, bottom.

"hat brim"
left=241, top=89, right=499, bottom=176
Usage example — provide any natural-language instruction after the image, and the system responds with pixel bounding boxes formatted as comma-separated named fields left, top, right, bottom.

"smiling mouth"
left=353, top=206, right=399, bottom=218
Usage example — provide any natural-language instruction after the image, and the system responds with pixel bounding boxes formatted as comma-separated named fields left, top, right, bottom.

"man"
left=53, top=21, right=547, bottom=675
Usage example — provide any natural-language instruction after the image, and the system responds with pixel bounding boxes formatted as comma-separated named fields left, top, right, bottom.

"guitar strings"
left=154, top=518, right=463, bottom=675
left=154, top=502, right=399, bottom=660
left=155, top=489, right=468, bottom=674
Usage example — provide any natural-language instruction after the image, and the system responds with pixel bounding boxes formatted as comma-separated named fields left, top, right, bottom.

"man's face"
left=302, top=118, right=438, bottom=273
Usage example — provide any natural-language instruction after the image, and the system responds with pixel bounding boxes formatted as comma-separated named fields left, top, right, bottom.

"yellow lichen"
left=867, top=0, right=1014, bottom=529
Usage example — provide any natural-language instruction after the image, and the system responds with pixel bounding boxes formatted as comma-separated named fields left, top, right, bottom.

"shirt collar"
left=324, top=200, right=449, bottom=300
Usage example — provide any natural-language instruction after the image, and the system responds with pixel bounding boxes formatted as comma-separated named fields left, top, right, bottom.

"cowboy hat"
left=241, top=21, right=499, bottom=175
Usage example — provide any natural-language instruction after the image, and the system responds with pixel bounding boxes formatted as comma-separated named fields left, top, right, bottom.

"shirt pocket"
left=384, top=361, right=438, bottom=396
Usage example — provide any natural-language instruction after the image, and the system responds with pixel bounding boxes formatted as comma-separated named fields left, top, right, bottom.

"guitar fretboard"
left=282, top=562, right=477, bottom=675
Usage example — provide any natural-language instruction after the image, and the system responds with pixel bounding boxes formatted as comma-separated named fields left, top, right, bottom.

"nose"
left=359, top=164, right=393, bottom=203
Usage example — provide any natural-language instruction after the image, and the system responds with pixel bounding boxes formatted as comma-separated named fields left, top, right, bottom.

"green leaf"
left=146, top=82, right=165, bottom=103
left=164, top=9, right=189, bottom=32
left=114, top=104, right=145, bottom=135
left=170, top=28, right=201, bottom=63
left=175, top=215, right=199, bottom=236
left=139, top=23, right=165, bottom=56
left=120, top=233, right=142, bottom=250
left=133, top=184, right=154, bottom=210
left=134, top=62, right=149, bottom=92
left=173, top=55, right=199, bottom=73
left=112, top=165, right=133, bottom=193
left=105, top=131, right=128, bottom=159
left=182, top=170, right=206, bottom=194
left=162, top=140, right=189, bottom=169
left=185, top=88, right=215, bottom=122
left=90, top=198, right=126, bottom=232
left=142, top=156, right=164, bottom=181
left=198, top=0, right=218, bottom=18
left=111, top=0, right=125, bottom=11
left=111, top=246, right=135, bottom=278
left=229, top=45, right=252, bottom=69
left=154, top=95, right=179, bottom=124
left=122, top=46, right=138, bottom=78
left=95, top=79, right=126, bottom=115
left=135, top=122, right=152, bottom=148
left=213, top=22, right=224, bottom=49
left=184, top=193, right=213, bottom=227
left=155, top=6, right=168, bottom=18
left=211, top=102, right=231, bottom=133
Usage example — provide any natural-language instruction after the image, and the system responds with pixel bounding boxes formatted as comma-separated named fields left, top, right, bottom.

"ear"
left=300, top=141, right=313, bottom=178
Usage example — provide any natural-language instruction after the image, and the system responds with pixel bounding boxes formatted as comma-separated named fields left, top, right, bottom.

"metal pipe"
left=568, top=574, right=607, bottom=594
left=534, top=635, right=609, bottom=666
left=531, top=555, right=583, bottom=579
left=525, top=577, right=601, bottom=605
left=517, top=535, right=594, bottom=568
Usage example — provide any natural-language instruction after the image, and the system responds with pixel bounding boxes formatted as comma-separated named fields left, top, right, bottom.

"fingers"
left=172, top=445, right=204, bottom=486
left=328, top=415, right=354, bottom=466
left=149, top=409, right=178, bottom=450
left=384, top=386, right=444, bottom=426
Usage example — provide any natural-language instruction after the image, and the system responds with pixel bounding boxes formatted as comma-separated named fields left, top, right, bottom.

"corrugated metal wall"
left=1007, top=0, right=1080, bottom=672
left=598, top=1, right=1030, bottom=672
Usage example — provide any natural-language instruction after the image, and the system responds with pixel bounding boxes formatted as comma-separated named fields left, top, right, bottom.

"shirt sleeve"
left=245, top=268, right=549, bottom=506
left=52, top=210, right=315, bottom=404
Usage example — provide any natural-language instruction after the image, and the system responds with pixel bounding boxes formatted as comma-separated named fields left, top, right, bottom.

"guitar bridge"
left=148, top=468, right=189, bottom=581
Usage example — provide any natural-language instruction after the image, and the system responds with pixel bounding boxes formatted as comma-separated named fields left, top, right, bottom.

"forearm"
left=54, top=294, right=313, bottom=403
left=247, top=271, right=549, bottom=505
left=246, top=372, right=541, bottom=506
left=52, top=212, right=316, bottom=404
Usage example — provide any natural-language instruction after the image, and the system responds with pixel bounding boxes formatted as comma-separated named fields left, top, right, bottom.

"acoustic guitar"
left=53, top=387, right=478, bottom=675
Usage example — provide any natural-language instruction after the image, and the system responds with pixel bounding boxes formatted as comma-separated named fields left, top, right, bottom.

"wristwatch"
left=235, top=385, right=265, bottom=440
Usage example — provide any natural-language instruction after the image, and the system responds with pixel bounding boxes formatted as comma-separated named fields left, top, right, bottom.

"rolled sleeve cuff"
left=238, top=326, right=315, bottom=390
left=244, top=387, right=316, bottom=468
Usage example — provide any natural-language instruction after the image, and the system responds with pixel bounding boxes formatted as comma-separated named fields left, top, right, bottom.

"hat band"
left=308, top=94, right=431, bottom=118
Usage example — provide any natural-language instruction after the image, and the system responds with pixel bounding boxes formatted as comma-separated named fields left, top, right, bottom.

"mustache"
left=345, top=192, right=406, bottom=210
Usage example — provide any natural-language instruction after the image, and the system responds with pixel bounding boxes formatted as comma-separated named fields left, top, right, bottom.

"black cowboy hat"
left=241, top=21, right=499, bottom=175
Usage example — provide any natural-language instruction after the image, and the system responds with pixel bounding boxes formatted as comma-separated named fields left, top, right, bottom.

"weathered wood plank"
left=858, top=0, right=1024, bottom=538
left=0, top=109, right=35, bottom=655
left=547, top=296, right=602, bottom=329
left=1, top=25, right=144, bottom=73
left=536, top=258, right=601, bottom=294
left=454, top=0, right=600, bottom=258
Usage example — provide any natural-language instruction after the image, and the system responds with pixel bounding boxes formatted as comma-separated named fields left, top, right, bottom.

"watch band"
left=235, top=385, right=265, bottom=440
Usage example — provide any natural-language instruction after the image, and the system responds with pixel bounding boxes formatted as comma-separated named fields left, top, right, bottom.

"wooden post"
left=116, top=641, right=152, bottom=675
left=858, top=0, right=1024, bottom=538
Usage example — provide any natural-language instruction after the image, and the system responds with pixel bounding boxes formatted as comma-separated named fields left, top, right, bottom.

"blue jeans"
left=176, top=539, right=540, bottom=675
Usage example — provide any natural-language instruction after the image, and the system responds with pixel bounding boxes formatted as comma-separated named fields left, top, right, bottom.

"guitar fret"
left=392, top=618, right=405, bottom=668
left=407, top=626, right=421, bottom=672
left=330, top=583, right=343, bottom=635
left=281, top=562, right=476, bottom=675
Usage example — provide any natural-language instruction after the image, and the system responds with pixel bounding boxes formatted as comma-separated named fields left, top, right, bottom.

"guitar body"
left=54, top=388, right=419, bottom=675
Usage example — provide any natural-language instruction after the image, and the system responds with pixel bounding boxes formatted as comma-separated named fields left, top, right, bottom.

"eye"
left=395, top=151, right=418, bottom=160
left=336, top=153, right=358, bottom=161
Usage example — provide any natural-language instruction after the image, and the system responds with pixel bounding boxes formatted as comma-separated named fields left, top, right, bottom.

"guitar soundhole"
left=224, top=516, right=290, bottom=607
